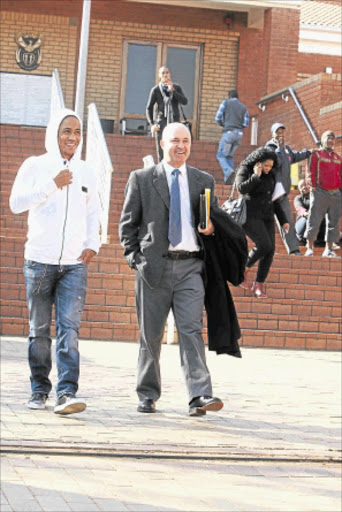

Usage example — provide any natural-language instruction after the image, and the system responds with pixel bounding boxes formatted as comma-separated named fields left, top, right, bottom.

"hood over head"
left=45, top=108, right=83, bottom=160
left=238, top=146, right=277, bottom=170
left=320, top=130, right=335, bottom=150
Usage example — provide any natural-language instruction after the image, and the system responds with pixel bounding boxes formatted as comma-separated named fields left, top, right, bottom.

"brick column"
left=263, top=7, right=299, bottom=95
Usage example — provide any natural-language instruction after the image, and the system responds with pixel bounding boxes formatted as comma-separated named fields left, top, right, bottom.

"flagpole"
left=75, top=0, right=91, bottom=121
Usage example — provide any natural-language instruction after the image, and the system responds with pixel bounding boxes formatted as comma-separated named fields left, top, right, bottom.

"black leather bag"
left=221, top=182, right=247, bottom=225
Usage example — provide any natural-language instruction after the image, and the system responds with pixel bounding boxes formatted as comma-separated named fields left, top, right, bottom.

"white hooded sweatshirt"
left=10, top=108, right=101, bottom=265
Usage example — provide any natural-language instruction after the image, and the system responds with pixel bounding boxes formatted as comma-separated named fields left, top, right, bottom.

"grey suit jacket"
left=119, top=163, right=217, bottom=289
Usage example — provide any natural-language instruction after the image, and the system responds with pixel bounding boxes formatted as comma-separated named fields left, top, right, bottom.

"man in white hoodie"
left=10, top=108, right=100, bottom=415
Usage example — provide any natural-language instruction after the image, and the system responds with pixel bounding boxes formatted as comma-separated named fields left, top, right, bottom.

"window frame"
left=119, top=38, right=202, bottom=138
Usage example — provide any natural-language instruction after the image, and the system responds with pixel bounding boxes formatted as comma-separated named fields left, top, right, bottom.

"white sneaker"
left=304, top=248, right=314, bottom=256
left=27, top=393, right=47, bottom=410
left=332, top=243, right=340, bottom=250
left=322, top=250, right=340, bottom=258
left=54, top=394, right=87, bottom=415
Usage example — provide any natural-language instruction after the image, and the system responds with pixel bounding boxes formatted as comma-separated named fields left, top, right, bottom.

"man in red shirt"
left=304, top=131, right=342, bottom=258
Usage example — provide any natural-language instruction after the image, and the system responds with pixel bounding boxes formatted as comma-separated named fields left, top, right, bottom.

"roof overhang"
left=127, top=0, right=301, bottom=29
left=299, top=24, right=342, bottom=57
left=126, top=0, right=301, bottom=11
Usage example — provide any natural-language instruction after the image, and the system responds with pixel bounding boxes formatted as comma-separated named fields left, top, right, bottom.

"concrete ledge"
left=320, top=100, right=342, bottom=115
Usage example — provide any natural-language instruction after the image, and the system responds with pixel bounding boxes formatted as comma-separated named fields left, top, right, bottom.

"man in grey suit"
left=119, top=122, right=223, bottom=416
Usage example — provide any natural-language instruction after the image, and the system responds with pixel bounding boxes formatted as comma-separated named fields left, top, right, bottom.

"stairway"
left=1, top=125, right=341, bottom=351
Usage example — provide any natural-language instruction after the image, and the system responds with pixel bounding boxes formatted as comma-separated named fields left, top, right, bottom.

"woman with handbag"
left=235, top=147, right=289, bottom=298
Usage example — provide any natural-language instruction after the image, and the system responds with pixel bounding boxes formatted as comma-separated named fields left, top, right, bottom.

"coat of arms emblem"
left=15, top=33, right=44, bottom=71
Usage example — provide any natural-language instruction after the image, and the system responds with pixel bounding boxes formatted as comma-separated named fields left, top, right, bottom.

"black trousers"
left=243, top=216, right=275, bottom=283
left=155, top=120, right=167, bottom=162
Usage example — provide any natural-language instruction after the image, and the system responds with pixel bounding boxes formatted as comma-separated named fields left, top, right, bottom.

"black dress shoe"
left=137, top=399, right=156, bottom=413
left=189, top=396, right=223, bottom=416
left=290, top=250, right=303, bottom=256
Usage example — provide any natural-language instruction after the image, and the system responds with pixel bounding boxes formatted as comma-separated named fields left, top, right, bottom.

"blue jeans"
left=23, top=261, right=88, bottom=398
left=216, top=130, right=243, bottom=180
left=295, top=216, right=325, bottom=245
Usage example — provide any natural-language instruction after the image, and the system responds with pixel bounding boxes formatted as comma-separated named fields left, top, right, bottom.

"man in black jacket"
left=146, top=66, right=188, bottom=162
left=265, top=123, right=311, bottom=255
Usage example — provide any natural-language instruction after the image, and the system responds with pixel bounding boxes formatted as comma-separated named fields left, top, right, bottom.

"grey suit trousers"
left=135, top=257, right=213, bottom=403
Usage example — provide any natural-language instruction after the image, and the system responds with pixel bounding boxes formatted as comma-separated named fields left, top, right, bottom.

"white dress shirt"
left=163, top=161, right=200, bottom=252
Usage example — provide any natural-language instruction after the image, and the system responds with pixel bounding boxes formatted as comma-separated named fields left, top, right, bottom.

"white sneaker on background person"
left=322, top=249, right=340, bottom=258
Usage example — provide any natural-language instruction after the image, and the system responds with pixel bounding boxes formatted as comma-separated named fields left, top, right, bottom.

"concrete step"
left=239, top=329, right=340, bottom=351
left=1, top=237, right=340, bottom=273
left=2, top=293, right=340, bottom=322
left=0, top=315, right=140, bottom=342
left=1, top=125, right=340, bottom=351
left=0, top=228, right=325, bottom=260
left=2, top=280, right=340, bottom=311
left=1, top=264, right=341, bottom=289
left=2, top=297, right=340, bottom=335
left=1, top=314, right=339, bottom=352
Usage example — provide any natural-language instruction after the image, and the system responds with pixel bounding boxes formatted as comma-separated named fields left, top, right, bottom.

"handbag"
left=221, top=180, right=247, bottom=225
left=180, top=105, right=192, bottom=138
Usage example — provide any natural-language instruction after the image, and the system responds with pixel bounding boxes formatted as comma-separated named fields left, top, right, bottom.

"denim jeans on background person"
left=295, top=216, right=326, bottom=245
left=216, top=129, right=244, bottom=181
left=23, top=261, right=88, bottom=398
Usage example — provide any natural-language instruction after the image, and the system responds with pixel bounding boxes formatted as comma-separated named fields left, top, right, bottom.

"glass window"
left=121, top=40, right=201, bottom=137
left=166, top=47, right=197, bottom=119
left=124, top=43, right=157, bottom=115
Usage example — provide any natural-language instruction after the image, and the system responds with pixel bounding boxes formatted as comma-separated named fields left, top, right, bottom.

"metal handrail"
left=256, top=86, right=320, bottom=144
left=288, top=87, right=319, bottom=144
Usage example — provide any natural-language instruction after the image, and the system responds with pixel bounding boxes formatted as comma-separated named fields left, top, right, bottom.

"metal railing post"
left=288, top=87, right=319, bottom=144
left=75, top=0, right=91, bottom=121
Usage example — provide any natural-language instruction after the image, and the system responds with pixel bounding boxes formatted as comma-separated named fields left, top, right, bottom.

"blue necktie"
left=169, top=169, right=182, bottom=247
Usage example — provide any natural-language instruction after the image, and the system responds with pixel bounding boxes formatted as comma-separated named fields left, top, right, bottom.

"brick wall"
left=320, top=74, right=342, bottom=107
left=0, top=5, right=243, bottom=142
left=237, top=20, right=268, bottom=119
left=1, top=0, right=301, bottom=145
left=85, top=19, right=240, bottom=143
left=320, top=101, right=342, bottom=151
left=264, top=8, right=300, bottom=95
left=1, top=124, right=341, bottom=350
left=258, top=73, right=342, bottom=153
left=1, top=1, right=336, bottom=148
left=298, top=52, right=341, bottom=78
left=0, top=11, right=78, bottom=108
left=0, top=0, right=243, bottom=31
